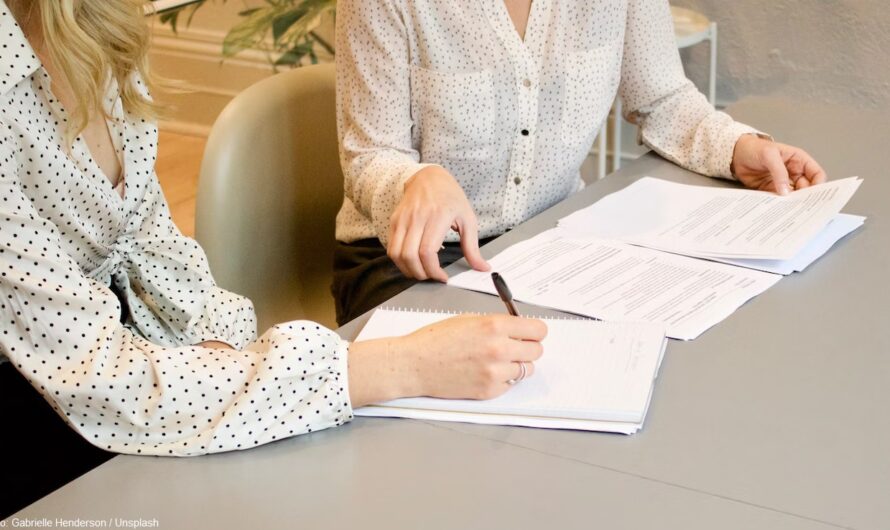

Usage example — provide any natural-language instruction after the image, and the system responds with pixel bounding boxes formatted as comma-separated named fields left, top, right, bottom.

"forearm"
left=336, top=0, right=435, bottom=238
left=619, top=0, right=762, bottom=179
left=635, top=86, right=762, bottom=179
left=345, top=314, right=548, bottom=408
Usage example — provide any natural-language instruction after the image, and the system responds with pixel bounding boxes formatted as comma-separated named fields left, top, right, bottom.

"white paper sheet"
left=704, top=214, right=866, bottom=275
left=449, top=229, right=782, bottom=340
left=557, top=177, right=862, bottom=260
left=353, top=308, right=667, bottom=434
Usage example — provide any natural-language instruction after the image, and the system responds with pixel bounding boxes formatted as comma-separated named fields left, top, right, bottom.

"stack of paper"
left=557, top=177, right=864, bottom=272
left=449, top=177, right=864, bottom=340
left=354, top=308, right=668, bottom=434
left=705, top=214, right=865, bottom=275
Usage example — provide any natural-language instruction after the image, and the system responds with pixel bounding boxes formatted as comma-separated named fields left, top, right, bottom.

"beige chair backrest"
left=196, top=63, right=342, bottom=331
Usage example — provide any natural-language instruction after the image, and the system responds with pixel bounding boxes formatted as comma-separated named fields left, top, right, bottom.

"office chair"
left=196, top=63, right=343, bottom=330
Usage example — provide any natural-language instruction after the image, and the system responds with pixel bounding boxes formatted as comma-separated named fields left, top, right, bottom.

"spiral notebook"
left=354, top=308, right=668, bottom=434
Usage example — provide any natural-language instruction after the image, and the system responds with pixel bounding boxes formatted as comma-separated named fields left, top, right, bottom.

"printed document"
left=705, top=213, right=865, bottom=275
left=557, top=177, right=861, bottom=260
left=448, top=229, right=781, bottom=340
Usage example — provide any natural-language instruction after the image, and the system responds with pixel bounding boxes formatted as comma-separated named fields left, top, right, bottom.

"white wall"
left=672, top=0, right=890, bottom=109
left=605, top=0, right=890, bottom=173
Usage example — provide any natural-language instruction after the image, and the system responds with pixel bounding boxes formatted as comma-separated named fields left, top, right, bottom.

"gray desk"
left=6, top=99, right=888, bottom=530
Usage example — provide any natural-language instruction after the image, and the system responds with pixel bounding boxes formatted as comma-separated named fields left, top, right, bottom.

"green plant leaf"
left=156, top=0, right=211, bottom=33
left=272, top=8, right=306, bottom=41
left=273, top=49, right=305, bottom=67
left=159, top=10, right=180, bottom=33
left=222, top=6, right=277, bottom=57
left=208, top=0, right=338, bottom=67
left=275, top=8, right=330, bottom=49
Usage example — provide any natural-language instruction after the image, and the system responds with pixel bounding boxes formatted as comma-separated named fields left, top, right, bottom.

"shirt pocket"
left=561, top=43, right=622, bottom=149
left=411, top=65, right=496, bottom=160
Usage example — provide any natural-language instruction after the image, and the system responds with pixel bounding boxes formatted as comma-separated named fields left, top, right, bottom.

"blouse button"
left=522, top=79, right=532, bottom=88
left=521, top=129, right=530, bottom=136
left=513, top=177, right=522, bottom=185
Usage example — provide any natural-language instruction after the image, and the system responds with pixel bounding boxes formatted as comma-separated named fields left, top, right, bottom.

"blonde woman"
left=332, top=0, right=828, bottom=324
left=0, top=0, right=547, bottom=516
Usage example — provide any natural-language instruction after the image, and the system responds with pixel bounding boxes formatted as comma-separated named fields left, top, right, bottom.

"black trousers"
left=0, top=362, right=115, bottom=518
left=331, top=237, right=495, bottom=325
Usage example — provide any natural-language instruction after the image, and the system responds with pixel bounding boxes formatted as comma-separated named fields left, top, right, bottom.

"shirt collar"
left=0, top=0, right=42, bottom=97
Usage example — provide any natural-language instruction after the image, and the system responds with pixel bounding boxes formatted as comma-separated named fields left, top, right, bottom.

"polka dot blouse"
left=0, top=3, right=352, bottom=456
left=335, top=0, right=764, bottom=245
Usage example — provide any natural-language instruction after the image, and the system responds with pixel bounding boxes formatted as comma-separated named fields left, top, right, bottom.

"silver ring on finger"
left=507, top=361, right=527, bottom=385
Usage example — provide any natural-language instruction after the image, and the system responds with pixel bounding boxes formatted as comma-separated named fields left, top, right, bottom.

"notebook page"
left=355, top=309, right=667, bottom=424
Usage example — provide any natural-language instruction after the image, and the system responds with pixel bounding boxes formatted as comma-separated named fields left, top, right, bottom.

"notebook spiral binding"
left=379, top=306, right=593, bottom=322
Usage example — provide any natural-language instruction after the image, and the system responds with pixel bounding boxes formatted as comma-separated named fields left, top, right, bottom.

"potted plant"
left=161, top=0, right=336, bottom=68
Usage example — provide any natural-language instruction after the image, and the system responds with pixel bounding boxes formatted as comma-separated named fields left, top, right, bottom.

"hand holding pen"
left=491, top=272, right=544, bottom=384
left=492, top=272, right=520, bottom=316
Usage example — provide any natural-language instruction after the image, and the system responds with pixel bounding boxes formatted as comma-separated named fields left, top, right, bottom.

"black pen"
left=491, top=272, right=520, bottom=316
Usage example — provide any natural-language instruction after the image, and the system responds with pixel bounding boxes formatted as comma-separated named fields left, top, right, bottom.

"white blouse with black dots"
left=335, top=0, right=764, bottom=245
left=0, top=2, right=352, bottom=456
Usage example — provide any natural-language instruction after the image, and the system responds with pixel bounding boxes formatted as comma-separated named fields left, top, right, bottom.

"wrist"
left=384, top=336, right=425, bottom=399
left=347, top=337, right=423, bottom=407
left=403, top=165, right=449, bottom=191
left=731, top=133, right=757, bottom=177
left=731, top=133, right=774, bottom=176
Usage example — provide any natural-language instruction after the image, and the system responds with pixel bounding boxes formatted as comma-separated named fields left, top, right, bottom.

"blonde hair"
left=11, top=0, right=162, bottom=143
